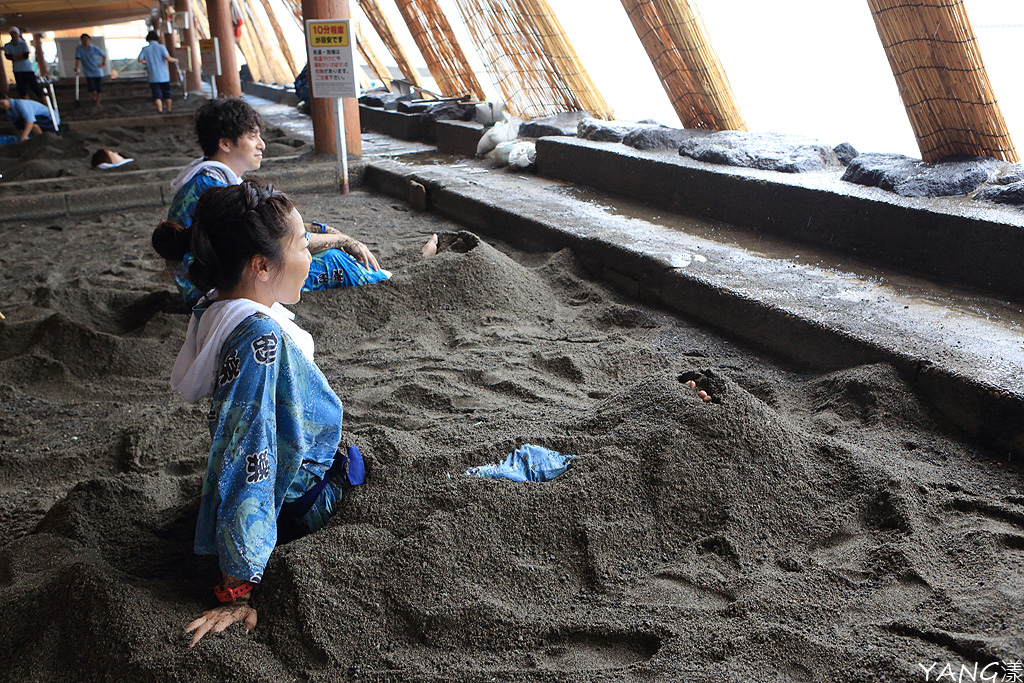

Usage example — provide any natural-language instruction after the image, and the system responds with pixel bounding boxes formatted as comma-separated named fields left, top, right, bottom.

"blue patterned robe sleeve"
left=194, top=312, right=343, bottom=581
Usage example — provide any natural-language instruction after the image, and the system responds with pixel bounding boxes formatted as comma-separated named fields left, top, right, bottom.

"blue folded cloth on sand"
left=464, top=444, right=576, bottom=482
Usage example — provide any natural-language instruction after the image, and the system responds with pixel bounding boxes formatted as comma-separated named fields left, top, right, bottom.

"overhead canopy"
left=0, top=0, right=157, bottom=34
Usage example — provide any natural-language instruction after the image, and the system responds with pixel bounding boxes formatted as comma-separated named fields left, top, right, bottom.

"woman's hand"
left=308, top=231, right=381, bottom=271
left=185, top=601, right=258, bottom=648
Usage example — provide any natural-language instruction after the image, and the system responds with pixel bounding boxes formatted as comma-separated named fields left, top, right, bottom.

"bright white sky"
left=90, top=0, right=1024, bottom=159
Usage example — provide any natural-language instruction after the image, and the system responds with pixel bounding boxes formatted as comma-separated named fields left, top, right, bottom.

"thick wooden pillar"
left=207, top=0, right=241, bottom=97
left=32, top=34, right=49, bottom=78
left=302, top=0, right=361, bottom=156
left=176, top=0, right=204, bottom=91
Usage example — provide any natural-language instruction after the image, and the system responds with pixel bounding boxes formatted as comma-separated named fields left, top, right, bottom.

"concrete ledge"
left=536, top=136, right=1024, bottom=300
left=359, top=105, right=424, bottom=141
left=0, top=161, right=342, bottom=222
left=362, top=158, right=1024, bottom=456
left=435, top=120, right=484, bottom=157
left=64, top=113, right=194, bottom=131
left=241, top=81, right=299, bottom=105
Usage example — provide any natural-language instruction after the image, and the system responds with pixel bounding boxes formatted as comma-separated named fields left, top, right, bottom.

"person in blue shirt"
left=0, top=92, right=58, bottom=141
left=74, top=34, right=107, bottom=107
left=3, top=27, right=44, bottom=101
left=168, top=179, right=363, bottom=647
left=137, top=30, right=179, bottom=113
left=151, top=98, right=401, bottom=306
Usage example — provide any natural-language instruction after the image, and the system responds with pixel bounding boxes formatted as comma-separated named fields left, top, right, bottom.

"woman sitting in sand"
left=169, top=179, right=363, bottom=646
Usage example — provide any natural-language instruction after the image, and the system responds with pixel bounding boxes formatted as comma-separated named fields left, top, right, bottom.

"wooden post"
left=176, top=0, right=204, bottom=91
left=302, top=0, right=362, bottom=156
left=207, top=0, right=242, bottom=96
left=31, top=34, right=49, bottom=78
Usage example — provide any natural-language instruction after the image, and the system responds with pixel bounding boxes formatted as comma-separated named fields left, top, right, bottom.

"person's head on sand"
left=155, top=179, right=310, bottom=306
left=91, top=148, right=127, bottom=167
left=195, top=98, right=266, bottom=176
left=80, top=33, right=92, bottom=47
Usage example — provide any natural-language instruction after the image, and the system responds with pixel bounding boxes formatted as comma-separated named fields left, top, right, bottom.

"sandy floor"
left=0, top=111, right=1023, bottom=681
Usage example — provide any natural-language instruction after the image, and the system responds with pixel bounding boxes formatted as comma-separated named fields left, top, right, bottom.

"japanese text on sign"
left=305, top=19, right=357, bottom=99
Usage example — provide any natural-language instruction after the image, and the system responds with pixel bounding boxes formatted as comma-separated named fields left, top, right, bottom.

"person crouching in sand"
left=169, top=179, right=362, bottom=646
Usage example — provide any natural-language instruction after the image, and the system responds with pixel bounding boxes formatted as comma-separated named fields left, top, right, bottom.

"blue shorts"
left=34, top=115, right=56, bottom=132
left=149, top=81, right=171, bottom=100
left=86, top=76, right=103, bottom=93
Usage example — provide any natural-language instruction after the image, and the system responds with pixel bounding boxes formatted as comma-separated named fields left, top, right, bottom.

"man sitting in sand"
left=153, top=98, right=435, bottom=306
left=0, top=92, right=58, bottom=141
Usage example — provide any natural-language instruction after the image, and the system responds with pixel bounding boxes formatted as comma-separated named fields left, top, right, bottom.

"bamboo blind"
left=356, top=20, right=393, bottom=88
left=452, top=0, right=612, bottom=119
left=358, top=0, right=424, bottom=87
left=867, top=0, right=1017, bottom=162
left=191, top=0, right=210, bottom=39
left=619, top=0, right=744, bottom=130
left=256, top=0, right=300, bottom=77
left=393, top=0, right=486, bottom=99
left=242, top=0, right=292, bottom=84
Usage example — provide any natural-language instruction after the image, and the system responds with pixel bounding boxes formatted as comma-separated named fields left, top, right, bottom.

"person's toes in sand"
left=686, top=379, right=713, bottom=403
left=421, top=233, right=438, bottom=258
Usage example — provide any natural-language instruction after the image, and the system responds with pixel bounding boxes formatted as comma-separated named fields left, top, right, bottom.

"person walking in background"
left=3, top=28, right=45, bottom=101
left=74, top=34, right=106, bottom=107
left=137, top=30, right=179, bottom=113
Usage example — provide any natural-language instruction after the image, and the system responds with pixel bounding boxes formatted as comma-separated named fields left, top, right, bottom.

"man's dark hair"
left=145, top=30, right=159, bottom=42
left=80, top=33, right=90, bottom=41
left=195, top=98, right=264, bottom=158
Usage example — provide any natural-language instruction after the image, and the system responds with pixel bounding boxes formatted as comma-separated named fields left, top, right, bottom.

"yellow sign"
left=309, top=22, right=349, bottom=47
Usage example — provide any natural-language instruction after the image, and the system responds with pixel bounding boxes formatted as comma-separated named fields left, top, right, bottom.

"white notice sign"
left=306, top=19, right=357, bottom=99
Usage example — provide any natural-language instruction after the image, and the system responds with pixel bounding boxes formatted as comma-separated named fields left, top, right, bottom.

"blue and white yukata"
left=172, top=298, right=344, bottom=582
left=166, top=158, right=390, bottom=306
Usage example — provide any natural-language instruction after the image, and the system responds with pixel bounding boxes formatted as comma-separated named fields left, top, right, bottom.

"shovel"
left=74, top=71, right=80, bottom=108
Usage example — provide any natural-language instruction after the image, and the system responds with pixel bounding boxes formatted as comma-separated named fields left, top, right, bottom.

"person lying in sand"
left=90, top=148, right=133, bottom=169
left=171, top=179, right=363, bottom=647
left=0, top=92, right=58, bottom=141
left=152, top=98, right=432, bottom=307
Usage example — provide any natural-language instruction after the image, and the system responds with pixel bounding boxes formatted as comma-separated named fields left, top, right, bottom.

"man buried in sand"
left=170, top=179, right=366, bottom=646
left=152, top=98, right=436, bottom=307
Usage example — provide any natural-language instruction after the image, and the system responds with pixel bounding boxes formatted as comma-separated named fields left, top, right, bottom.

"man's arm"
left=19, top=119, right=34, bottom=141
left=74, top=58, right=81, bottom=72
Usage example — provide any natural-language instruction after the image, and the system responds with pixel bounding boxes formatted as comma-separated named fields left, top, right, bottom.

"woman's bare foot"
left=422, top=233, right=438, bottom=258
left=685, top=380, right=712, bottom=403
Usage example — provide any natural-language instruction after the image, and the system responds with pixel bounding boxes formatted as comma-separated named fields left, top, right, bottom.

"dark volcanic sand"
left=1, top=177, right=1023, bottom=681
left=0, top=95, right=307, bottom=185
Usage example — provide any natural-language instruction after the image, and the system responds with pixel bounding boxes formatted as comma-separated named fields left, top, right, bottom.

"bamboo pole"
left=240, top=0, right=290, bottom=83
left=358, top=0, right=423, bottom=87
left=392, top=0, right=485, bottom=99
left=355, top=20, right=392, bottom=88
left=866, top=0, right=1016, bottom=162
left=236, top=4, right=270, bottom=83
left=191, top=0, right=210, bottom=39
left=256, top=0, right=301, bottom=77
left=619, top=0, right=745, bottom=130
left=250, top=0, right=294, bottom=83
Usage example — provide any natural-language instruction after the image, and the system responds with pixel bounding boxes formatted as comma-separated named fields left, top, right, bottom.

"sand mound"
left=1, top=191, right=1022, bottom=681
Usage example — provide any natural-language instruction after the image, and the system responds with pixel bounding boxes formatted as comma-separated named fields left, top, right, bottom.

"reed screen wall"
left=393, top=0, right=486, bottom=99
left=452, top=0, right=612, bottom=119
left=619, top=0, right=744, bottom=130
left=867, top=0, right=1017, bottom=162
